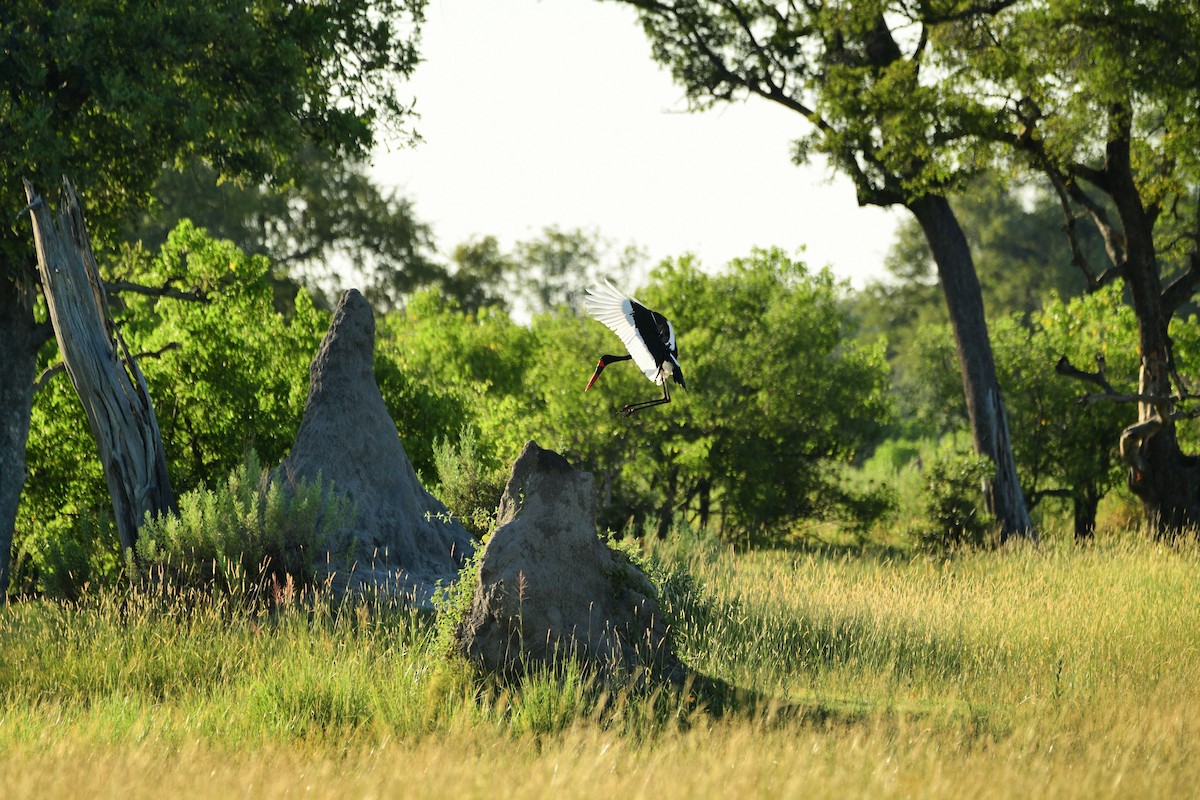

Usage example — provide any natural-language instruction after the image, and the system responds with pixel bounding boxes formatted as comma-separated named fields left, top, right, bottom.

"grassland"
left=2, top=529, right=1198, bottom=798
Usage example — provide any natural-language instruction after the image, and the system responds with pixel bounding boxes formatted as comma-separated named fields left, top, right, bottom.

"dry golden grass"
left=2, top=529, right=1198, bottom=799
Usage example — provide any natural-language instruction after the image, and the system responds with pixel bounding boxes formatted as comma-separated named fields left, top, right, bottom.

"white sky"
left=371, top=0, right=901, bottom=289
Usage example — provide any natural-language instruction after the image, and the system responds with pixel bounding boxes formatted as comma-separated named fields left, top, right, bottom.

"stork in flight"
left=583, top=280, right=686, bottom=416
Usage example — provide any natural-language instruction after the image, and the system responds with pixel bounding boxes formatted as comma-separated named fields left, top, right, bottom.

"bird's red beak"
left=585, top=361, right=605, bottom=392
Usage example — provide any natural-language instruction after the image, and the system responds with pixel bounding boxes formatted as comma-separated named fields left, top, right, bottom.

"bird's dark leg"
left=619, top=380, right=671, bottom=417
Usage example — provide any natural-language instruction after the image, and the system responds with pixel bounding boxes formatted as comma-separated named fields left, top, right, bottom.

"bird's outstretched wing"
left=584, top=280, right=660, bottom=381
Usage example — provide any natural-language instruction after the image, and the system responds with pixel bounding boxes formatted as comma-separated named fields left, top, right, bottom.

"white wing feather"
left=584, top=280, right=661, bottom=383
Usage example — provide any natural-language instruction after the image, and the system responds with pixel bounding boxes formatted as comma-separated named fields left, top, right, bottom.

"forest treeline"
left=4, top=1, right=1200, bottom=597
left=13, top=184, right=1199, bottom=597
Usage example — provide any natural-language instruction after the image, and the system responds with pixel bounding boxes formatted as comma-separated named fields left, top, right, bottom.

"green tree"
left=0, top=0, right=425, bottom=593
left=442, top=236, right=515, bottom=315
left=375, top=289, right=538, bottom=479
left=512, top=226, right=642, bottom=316
left=956, top=0, right=1200, bottom=531
left=125, top=149, right=446, bottom=312
left=18, top=223, right=327, bottom=595
left=368, top=249, right=890, bottom=544
left=912, top=286, right=1140, bottom=539
left=529, top=250, right=891, bottom=541
left=515, top=226, right=603, bottom=314
left=606, top=0, right=1033, bottom=537
left=855, top=178, right=1098, bottom=425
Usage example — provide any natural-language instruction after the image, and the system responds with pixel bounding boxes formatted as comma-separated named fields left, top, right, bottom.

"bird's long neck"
left=586, top=353, right=632, bottom=392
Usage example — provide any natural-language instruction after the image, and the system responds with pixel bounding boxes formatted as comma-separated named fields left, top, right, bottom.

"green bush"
left=918, top=451, right=996, bottom=551
left=432, top=427, right=507, bottom=538
left=11, top=512, right=122, bottom=600
left=135, top=452, right=355, bottom=598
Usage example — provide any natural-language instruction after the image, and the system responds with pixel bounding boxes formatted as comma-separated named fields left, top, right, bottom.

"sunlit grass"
left=3, top=529, right=1199, bottom=798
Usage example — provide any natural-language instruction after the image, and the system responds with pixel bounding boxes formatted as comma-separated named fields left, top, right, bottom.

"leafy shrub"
left=917, top=451, right=996, bottom=551
left=135, top=452, right=355, bottom=597
left=604, top=530, right=718, bottom=653
left=11, top=512, right=122, bottom=600
left=432, top=427, right=506, bottom=537
left=431, top=547, right=485, bottom=658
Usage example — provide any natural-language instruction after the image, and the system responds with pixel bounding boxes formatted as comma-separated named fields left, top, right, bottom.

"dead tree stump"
left=24, top=177, right=174, bottom=556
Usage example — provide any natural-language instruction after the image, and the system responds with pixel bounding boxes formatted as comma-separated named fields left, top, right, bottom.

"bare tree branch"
left=104, top=280, right=208, bottom=303
left=1055, top=354, right=1115, bottom=394
left=1162, top=251, right=1200, bottom=315
left=34, top=342, right=181, bottom=395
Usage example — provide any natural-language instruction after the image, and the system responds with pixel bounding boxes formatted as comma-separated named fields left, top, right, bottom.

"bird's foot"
left=618, top=404, right=638, bottom=417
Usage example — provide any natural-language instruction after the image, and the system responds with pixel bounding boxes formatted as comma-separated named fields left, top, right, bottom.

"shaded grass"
left=3, top=529, right=1200, bottom=797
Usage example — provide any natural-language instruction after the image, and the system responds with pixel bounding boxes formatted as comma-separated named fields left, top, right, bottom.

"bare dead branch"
left=1119, top=415, right=1163, bottom=473
left=1055, top=354, right=1115, bottom=394
left=104, top=280, right=208, bottom=303
left=34, top=342, right=181, bottom=395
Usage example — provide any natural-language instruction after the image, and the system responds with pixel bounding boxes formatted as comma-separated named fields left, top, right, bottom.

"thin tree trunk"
left=1073, top=488, right=1098, bottom=542
left=909, top=194, right=1034, bottom=541
left=24, top=178, right=175, bottom=558
left=0, top=266, right=41, bottom=597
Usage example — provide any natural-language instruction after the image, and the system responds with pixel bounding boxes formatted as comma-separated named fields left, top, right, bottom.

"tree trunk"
left=908, top=194, right=1034, bottom=541
left=1103, top=133, right=1200, bottom=534
left=0, top=265, right=41, bottom=597
left=24, top=178, right=175, bottom=558
left=655, top=464, right=677, bottom=539
left=1072, top=487, right=1098, bottom=542
left=1120, top=259, right=1200, bottom=532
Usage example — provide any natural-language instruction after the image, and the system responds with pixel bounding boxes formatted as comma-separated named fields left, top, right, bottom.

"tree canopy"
left=607, top=0, right=1035, bottom=536
left=0, top=0, right=428, bottom=593
left=948, top=0, right=1200, bottom=529
left=1, top=0, right=424, bottom=244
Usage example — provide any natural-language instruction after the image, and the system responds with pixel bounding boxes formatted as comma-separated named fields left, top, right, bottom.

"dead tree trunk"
left=23, top=178, right=175, bottom=558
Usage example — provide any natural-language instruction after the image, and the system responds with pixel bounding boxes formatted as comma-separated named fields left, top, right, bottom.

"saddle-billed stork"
left=583, top=280, right=686, bottom=416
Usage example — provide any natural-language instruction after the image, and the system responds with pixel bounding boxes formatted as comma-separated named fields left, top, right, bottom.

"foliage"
left=16, top=223, right=326, bottom=596
left=637, top=250, right=892, bottom=541
left=438, top=226, right=643, bottom=318
left=372, top=248, right=891, bottom=545
left=124, top=149, right=446, bottom=313
left=917, top=450, right=996, bottom=552
left=0, top=0, right=427, bottom=595
left=615, top=1, right=1014, bottom=206
left=1, top=0, right=425, bottom=254
left=375, top=290, right=537, bottom=479
left=432, top=427, right=507, bottom=538
left=947, top=0, right=1200, bottom=526
left=852, top=178, right=1097, bottom=418
left=9, top=513, right=119, bottom=602
left=908, top=285, right=1154, bottom=537
left=443, top=235, right=515, bottom=314
left=135, top=452, right=355, bottom=597
left=115, top=223, right=327, bottom=491
left=611, top=0, right=1038, bottom=538
left=430, top=546, right=485, bottom=658
left=513, top=226, right=643, bottom=315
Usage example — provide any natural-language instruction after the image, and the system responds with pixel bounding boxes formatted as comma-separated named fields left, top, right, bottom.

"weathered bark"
left=1119, top=253, right=1200, bottom=531
left=24, top=178, right=175, bottom=557
left=909, top=194, right=1034, bottom=541
left=1103, top=132, right=1200, bottom=534
left=0, top=265, right=43, bottom=597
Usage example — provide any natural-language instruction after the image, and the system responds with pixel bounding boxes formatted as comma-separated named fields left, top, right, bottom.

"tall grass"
left=2, top=528, right=1199, bottom=798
